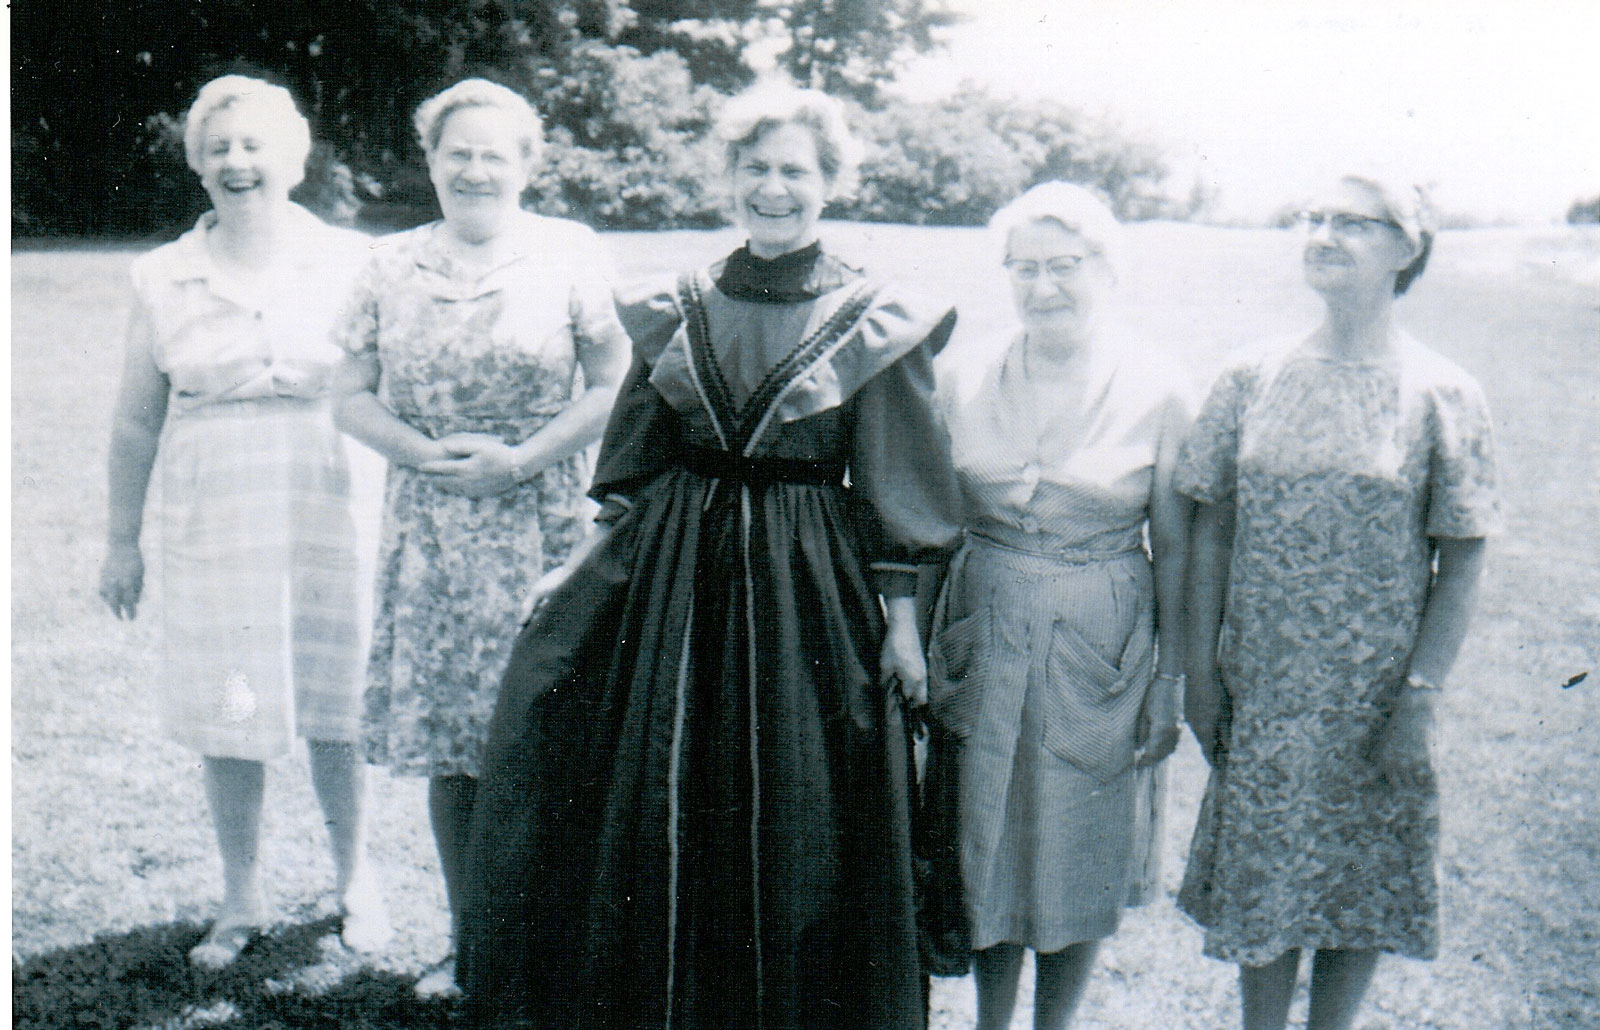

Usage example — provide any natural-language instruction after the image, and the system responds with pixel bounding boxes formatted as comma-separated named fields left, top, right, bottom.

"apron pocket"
left=928, top=606, right=991, bottom=739
left=1041, top=614, right=1152, bottom=780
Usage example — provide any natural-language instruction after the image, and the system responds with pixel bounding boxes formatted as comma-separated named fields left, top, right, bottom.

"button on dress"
left=932, top=334, right=1192, bottom=951
left=130, top=206, right=368, bottom=759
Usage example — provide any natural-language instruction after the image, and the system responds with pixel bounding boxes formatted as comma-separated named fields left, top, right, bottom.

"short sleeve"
left=330, top=256, right=382, bottom=357
left=565, top=228, right=630, bottom=365
left=1175, top=362, right=1249, bottom=505
left=1425, top=376, right=1503, bottom=538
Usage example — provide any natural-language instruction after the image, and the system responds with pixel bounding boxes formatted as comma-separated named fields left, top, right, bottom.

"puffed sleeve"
left=587, top=281, right=685, bottom=524
left=330, top=254, right=382, bottom=357
left=1425, top=374, right=1504, bottom=538
left=566, top=226, right=631, bottom=369
left=1175, top=360, right=1251, bottom=505
left=848, top=309, right=963, bottom=597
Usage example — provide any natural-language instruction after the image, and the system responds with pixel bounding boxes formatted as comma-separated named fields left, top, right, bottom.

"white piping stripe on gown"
left=663, top=588, right=695, bottom=1029
left=740, top=484, right=765, bottom=1024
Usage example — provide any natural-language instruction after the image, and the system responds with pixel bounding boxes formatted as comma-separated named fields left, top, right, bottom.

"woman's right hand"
left=99, top=543, right=145, bottom=620
left=518, top=523, right=613, bottom=623
left=520, top=564, right=574, bottom=623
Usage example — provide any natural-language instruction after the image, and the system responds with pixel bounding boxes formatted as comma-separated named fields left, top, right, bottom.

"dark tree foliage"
left=616, top=0, right=959, bottom=103
left=11, top=1, right=1200, bottom=236
left=1567, top=195, right=1600, bottom=225
left=11, top=0, right=618, bottom=234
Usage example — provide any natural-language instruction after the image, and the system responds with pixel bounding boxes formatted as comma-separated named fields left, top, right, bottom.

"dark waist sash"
left=679, top=445, right=845, bottom=487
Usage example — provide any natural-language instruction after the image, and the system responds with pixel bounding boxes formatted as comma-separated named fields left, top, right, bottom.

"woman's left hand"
left=1373, top=690, right=1437, bottom=785
left=419, top=433, right=526, bottom=498
left=880, top=612, right=928, bottom=707
left=1135, top=673, right=1182, bottom=767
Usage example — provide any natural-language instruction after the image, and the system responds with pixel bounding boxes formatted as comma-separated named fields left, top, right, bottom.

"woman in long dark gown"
left=458, top=83, right=962, bottom=1030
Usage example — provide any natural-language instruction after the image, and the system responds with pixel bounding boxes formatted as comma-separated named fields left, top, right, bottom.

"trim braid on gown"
left=459, top=243, right=960, bottom=1030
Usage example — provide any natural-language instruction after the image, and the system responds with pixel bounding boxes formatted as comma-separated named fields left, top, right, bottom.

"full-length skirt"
left=459, top=467, right=926, bottom=1030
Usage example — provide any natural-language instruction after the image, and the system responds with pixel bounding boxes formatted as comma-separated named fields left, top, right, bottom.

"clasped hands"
left=418, top=433, right=536, bottom=499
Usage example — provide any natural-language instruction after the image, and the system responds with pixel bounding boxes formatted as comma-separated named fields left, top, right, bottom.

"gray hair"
left=989, top=181, right=1126, bottom=280
left=412, top=78, right=543, bottom=168
left=1338, top=173, right=1436, bottom=296
left=715, top=83, right=862, bottom=199
left=183, top=75, right=312, bottom=187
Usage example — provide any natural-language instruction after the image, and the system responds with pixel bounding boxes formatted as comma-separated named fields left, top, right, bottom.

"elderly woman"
left=331, top=77, right=631, bottom=998
left=457, top=83, right=962, bottom=1029
left=98, top=75, right=387, bottom=969
left=929, top=182, right=1191, bottom=1029
left=1177, top=176, right=1501, bottom=1030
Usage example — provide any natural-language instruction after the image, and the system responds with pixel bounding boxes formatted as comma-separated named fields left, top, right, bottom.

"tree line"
left=12, top=0, right=1203, bottom=237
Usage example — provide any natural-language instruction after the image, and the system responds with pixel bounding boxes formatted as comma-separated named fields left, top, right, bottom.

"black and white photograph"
left=10, top=1, right=1598, bottom=1027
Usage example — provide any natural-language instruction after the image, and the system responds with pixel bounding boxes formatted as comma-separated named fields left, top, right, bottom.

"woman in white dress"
left=99, top=75, right=388, bottom=970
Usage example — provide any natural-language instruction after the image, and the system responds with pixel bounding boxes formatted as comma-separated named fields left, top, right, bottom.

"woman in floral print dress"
left=333, top=78, right=629, bottom=998
left=1177, top=175, right=1502, bottom=1030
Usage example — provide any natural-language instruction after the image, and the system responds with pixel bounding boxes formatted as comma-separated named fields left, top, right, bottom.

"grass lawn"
left=11, top=222, right=1600, bottom=1028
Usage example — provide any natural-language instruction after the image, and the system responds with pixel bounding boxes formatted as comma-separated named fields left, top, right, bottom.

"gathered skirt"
left=928, top=534, right=1163, bottom=952
left=458, top=466, right=925, bottom=1030
left=155, top=397, right=363, bottom=760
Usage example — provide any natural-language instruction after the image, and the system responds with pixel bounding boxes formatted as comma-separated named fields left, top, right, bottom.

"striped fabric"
left=156, top=398, right=363, bottom=759
left=931, top=535, right=1161, bottom=950
left=930, top=331, right=1189, bottom=951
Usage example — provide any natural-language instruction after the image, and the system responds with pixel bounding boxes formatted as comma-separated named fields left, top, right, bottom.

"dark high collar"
left=714, top=241, right=830, bottom=303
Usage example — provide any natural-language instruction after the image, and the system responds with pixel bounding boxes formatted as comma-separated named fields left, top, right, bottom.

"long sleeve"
left=847, top=313, right=963, bottom=596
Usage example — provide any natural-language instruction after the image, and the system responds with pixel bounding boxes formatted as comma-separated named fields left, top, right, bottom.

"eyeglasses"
left=1003, top=254, right=1092, bottom=282
left=1294, top=210, right=1401, bottom=236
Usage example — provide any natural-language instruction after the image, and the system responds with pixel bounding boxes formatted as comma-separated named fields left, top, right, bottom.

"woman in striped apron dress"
left=929, top=182, right=1193, bottom=1030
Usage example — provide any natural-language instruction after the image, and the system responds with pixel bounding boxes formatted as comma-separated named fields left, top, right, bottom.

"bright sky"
left=895, top=0, right=1600, bottom=223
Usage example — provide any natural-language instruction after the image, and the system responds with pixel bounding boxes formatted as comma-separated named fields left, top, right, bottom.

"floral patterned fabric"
left=1175, top=335, right=1502, bottom=964
left=333, top=214, right=629, bottom=777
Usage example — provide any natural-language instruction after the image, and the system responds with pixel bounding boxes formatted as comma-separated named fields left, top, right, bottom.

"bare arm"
left=1184, top=499, right=1235, bottom=764
left=332, top=352, right=448, bottom=470
left=99, top=303, right=169, bottom=619
left=1376, top=536, right=1489, bottom=777
left=414, top=304, right=632, bottom=498
left=1137, top=403, right=1194, bottom=764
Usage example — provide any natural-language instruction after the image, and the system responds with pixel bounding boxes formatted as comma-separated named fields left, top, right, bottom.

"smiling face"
left=196, top=100, right=298, bottom=215
left=730, top=122, right=832, bottom=259
left=1300, top=179, right=1418, bottom=298
left=427, top=104, right=535, bottom=241
left=1004, top=218, right=1111, bottom=342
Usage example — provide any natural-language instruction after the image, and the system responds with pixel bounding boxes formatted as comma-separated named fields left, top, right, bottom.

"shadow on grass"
left=13, top=916, right=461, bottom=1029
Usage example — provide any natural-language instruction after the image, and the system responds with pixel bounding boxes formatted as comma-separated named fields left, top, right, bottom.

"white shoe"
left=414, top=956, right=461, bottom=1000
left=338, top=876, right=393, bottom=953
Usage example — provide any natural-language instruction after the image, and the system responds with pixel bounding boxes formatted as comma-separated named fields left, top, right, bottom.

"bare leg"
left=1307, top=948, right=1380, bottom=1030
left=975, top=943, right=1026, bottom=1030
left=416, top=773, right=478, bottom=999
left=192, top=757, right=266, bottom=968
left=1239, top=950, right=1300, bottom=1030
left=1033, top=941, right=1100, bottom=1030
left=308, top=739, right=389, bottom=950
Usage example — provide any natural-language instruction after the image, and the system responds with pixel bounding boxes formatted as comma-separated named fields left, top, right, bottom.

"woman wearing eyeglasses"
left=928, top=182, right=1192, bottom=1029
left=1176, top=176, right=1501, bottom=1030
